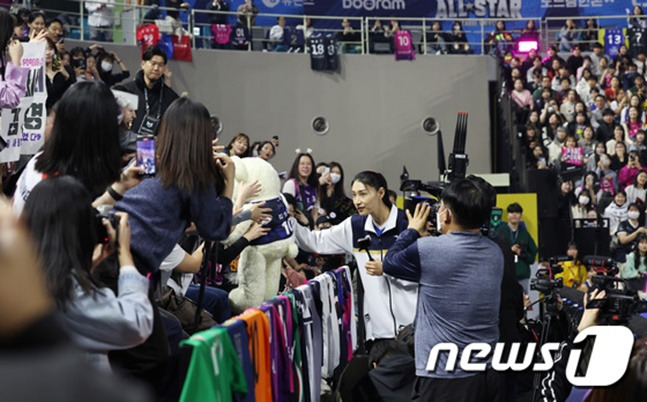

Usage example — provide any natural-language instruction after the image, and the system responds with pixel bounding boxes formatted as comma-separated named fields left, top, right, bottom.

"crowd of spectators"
left=21, top=0, right=481, bottom=54
left=502, top=7, right=647, bottom=285
left=1, top=6, right=365, bottom=398
left=4, top=3, right=647, bottom=402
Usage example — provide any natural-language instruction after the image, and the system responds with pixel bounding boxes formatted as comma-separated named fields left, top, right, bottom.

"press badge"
left=138, top=114, right=160, bottom=136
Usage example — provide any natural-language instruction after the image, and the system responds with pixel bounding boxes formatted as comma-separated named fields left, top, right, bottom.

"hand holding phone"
left=136, top=136, right=156, bottom=177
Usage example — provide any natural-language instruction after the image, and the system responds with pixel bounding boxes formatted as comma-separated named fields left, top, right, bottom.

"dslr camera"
left=95, top=209, right=119, bottom=244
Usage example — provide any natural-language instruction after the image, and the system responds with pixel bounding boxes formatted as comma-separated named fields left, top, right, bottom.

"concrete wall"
left=68, top=40, right=492, bottom=191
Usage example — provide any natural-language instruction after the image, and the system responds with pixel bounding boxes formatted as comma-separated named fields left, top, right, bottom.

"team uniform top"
left=292, top=204, right=418, bottom=341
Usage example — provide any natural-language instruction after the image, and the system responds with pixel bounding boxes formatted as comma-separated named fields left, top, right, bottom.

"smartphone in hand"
left=136, top=136, right=156, bottom=177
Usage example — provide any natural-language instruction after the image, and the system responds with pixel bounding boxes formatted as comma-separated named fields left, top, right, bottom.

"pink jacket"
left=510, top=89, right=533, bottom=109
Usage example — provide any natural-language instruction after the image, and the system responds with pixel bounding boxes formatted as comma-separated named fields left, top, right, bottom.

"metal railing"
left=542, top=15, right=647, bottom=52
left=40, top=1, right=184, bottom=45
left=33, top=1, right=544, bottom=56
left=31, top=1, right=647, bottom=57
left=190, top=9, right=365, bottom=54
left=364, top=17, right=542, bottom=56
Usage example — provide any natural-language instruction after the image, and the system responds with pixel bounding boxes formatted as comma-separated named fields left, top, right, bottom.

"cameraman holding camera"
left=382, top=178, right=504, bottom=401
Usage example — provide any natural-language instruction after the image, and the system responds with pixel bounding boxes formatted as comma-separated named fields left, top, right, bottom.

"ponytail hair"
left=352, top=171, right=391, bottom=208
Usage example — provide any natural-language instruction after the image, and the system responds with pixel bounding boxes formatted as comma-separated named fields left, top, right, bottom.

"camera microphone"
left=358, top=235, right=374, bottom=261
left=583, top=256, right=614, bottom=267
left=549, top=255, right=573, bottom=263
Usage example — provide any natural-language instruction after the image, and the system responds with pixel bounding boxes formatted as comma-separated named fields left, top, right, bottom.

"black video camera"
left=548, top=255, right=572, bottom=273
left=588, top=275, right=647, bottom=325
left=530, top=264, right=564, bottom=294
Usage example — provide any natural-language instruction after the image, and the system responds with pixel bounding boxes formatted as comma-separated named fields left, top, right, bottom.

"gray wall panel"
left=67, top=40, right=492, bottom=191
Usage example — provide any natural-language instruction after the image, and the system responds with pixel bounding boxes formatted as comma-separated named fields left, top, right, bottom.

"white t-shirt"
left=12, top=153, right=45, bottom=217
left=625, top=185, right=647, bottom=205
left=159, top=244, right=192, bottom=296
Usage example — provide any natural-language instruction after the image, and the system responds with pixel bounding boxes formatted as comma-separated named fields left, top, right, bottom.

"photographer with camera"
left=382, top=178, right=504, bottom=401
left=21, top=176, right=153, bottom=369
left=535, top=284, right=647, bottom=401
left=534, top=288, right=606, bottom=401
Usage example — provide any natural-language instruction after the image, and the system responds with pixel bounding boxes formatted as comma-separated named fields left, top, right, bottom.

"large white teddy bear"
left=226, top=156, right=299, bottom=313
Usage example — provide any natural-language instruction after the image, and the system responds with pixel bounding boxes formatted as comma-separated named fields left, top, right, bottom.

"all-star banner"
left=301, top=0, right=629, bottom=19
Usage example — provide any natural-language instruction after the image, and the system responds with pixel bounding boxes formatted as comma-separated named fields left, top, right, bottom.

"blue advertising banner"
left=297, top=0, right=629, bottom=19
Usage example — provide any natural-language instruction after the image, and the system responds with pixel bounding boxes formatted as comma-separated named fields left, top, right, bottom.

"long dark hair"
left=352, top=171, right=391, bottom=208
left=27, top=11, right=45, bottom=26
left=288, top=153, right=318, bottom=189
left=35, top=81, right=121, bottom=198
left=258, top=140, right=275, bottom=157
left=156, top=97, right=223, bottom=193
left=630, top=233, right=647, bottom=273
left=328, top=161, right=347, bottom=198
left=0, top=9, right=17, bottom=78
left=22, top=176, right=100, bottom=308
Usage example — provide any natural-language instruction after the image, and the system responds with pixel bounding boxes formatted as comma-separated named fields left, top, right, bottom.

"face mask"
left=628, top=211, right=640, bottom=220
left=330, top=173, right=341, bottom=184
left=579, top=196, right=589, bottom=205
left=101, top=61, right=113, bottom=72
left=252, top=150, right=259, bottom=157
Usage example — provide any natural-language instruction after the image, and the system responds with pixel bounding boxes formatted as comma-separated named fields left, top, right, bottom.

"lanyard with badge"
left=511, top=229, right=519, bottom=263
left=138, top=83, right=164, bottom=136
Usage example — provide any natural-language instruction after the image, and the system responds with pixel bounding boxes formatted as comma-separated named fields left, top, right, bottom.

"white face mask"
left=101, top=61, right=113, bottom=72
left=252, top=150, right=259, bottom=157
left=628, top=211, right=640, bottom=220
left=579, top=196, right=590, bottom=205
left=330, top=173, right=341, bottom=184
